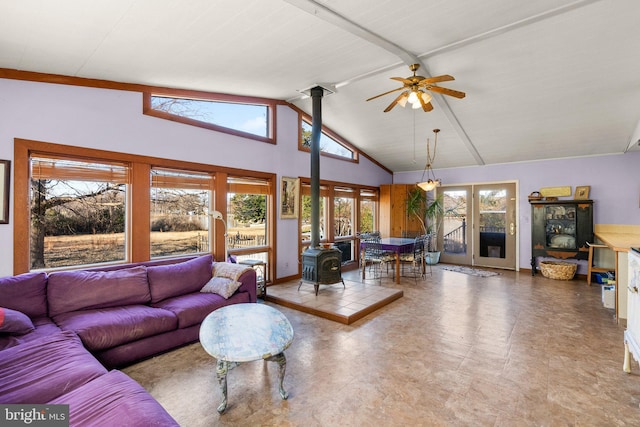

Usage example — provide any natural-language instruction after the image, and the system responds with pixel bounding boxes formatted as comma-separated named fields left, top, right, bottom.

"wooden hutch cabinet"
left=379, top=184, right=422, bottom=238
left=529, top=199, right=594, bottom=275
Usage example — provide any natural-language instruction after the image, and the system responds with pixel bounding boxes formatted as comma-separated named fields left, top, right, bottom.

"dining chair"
left=362, top=238, right=393, bottom=282
left=399, top=234, right=428, bottom=282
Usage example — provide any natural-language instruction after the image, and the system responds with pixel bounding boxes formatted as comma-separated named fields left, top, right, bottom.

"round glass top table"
left=199, top=303, right=294, bottom=413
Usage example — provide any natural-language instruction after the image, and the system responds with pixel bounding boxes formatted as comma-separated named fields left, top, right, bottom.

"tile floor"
left=125, top=265, right=640, bottom=426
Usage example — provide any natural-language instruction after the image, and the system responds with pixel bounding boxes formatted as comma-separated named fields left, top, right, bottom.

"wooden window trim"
left=143, top=91, right=278, bottom=145
left=13, top=138, right=276, bottom=275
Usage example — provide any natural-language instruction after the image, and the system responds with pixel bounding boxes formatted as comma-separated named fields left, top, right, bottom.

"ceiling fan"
left=366, top=64, right=465, bottom=112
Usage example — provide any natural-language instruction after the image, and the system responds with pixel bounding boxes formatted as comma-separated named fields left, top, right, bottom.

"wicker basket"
left=528, top=191, right=543, bottom=201
left=539, top=261, right=577, bottom=280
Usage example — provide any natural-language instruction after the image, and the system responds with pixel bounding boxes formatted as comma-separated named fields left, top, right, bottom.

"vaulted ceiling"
left=2, top=0, right=639, bottom=172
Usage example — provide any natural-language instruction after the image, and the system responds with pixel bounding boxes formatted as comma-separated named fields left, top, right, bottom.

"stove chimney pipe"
left=309, top=86, right=324, bottom=248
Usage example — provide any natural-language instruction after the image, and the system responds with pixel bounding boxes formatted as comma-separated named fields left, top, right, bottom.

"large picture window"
left=299, top=181, right=378, bottom=266
left=29, top=156, right=128, bottom=270
left=227, top=176, right=270, bottom=251
left=150, top=168, right=212, bottom=258
left=14, top=140, right=276, bottom=276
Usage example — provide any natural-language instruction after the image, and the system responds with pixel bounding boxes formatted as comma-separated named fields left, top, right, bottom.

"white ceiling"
left=2, top=0, right=639, bottom=172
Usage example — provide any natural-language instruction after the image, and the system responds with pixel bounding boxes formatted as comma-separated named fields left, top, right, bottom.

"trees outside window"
left=150, top=168, right=211, bottom=258
left=226, top=177, right=270, bottom=249
left=30, top=157, right=127, bottom=269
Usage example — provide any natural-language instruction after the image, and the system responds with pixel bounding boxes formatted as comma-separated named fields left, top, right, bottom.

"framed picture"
left=280, top=176, right=300, bottom=219
left=574, top=185, right=590, bottom=200
left=0, top=160, right=10, bottom=224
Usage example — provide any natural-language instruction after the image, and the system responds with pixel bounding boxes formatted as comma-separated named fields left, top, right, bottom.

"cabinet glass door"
left=545, top=205, right=577, bottom=250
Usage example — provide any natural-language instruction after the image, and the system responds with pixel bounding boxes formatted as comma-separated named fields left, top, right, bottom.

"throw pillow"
left=211, top=262, right=252, bottom=281
left=200, top=277, right=242, bottom=299
left=0, top=307, right=35, bottom=335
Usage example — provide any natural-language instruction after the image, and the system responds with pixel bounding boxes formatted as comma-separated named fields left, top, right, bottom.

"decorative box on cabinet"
left=379, top=184, right=422, bottom=238
left=529, top=199, right=594, bottom=276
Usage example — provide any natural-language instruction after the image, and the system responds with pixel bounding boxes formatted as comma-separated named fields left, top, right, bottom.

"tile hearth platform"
left=266, top=274, right=403, bottom=325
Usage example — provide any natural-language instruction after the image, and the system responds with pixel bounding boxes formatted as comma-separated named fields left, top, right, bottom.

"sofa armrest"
left=236, top=269, right=258, bottom=303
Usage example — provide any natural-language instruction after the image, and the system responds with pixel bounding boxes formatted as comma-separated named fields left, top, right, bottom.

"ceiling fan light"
left=421, top=91, right=432, bottom=104
left=407, top=91, right=419, bottom=104
left=411, top=101, right=422, bottom=109
left=398, top=96, right=408, bottom=108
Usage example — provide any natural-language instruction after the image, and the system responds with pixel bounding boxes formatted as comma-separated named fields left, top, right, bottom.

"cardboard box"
left=602, top=285, right=615, bottom=309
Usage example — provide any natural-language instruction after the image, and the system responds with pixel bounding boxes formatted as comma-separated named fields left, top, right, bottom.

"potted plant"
left=406, top=188, right=445, bottom=264
left=405, top=188, right=428, bottom=235
left=424, top=193, right=445, bottom=264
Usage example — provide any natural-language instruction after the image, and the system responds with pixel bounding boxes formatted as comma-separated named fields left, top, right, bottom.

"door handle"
left=510, top=222, right=515, bottom=235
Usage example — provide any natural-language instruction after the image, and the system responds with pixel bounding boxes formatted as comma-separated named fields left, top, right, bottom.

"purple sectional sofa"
left=0, top=254, right=257, bottom=426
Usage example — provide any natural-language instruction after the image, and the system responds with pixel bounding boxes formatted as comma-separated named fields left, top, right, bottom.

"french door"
left=438, top=182, right=517, bottom=270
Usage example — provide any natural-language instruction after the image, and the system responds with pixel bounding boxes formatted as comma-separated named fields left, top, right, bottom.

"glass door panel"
left=473, top=183, right=516, bottom=269
left=440, top=186, right=472, bottom=265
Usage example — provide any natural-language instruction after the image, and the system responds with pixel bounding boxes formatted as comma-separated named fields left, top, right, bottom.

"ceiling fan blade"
left=419, top=74, right=455, bottom=85
left=366, top=87, right=404, bottom=102
left=428, top=86, right=466, bottom=99
left=390, top=77, right=413, bottom=85
left=383, top=91, right=408, bottom=112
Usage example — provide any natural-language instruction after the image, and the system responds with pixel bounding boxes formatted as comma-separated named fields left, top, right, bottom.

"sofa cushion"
left=152, top=291, right=251, bottom=329
left=49, top=370, right=178, bottom=426
left=0, top=331, right=107, bottom=404
left=0, top=307, right=35, bottom=335
left=0, top=316, right=62, bottom=351
left=201, top=276, right=242, bottom=299
left=0, top=272, right=48, bottom=318
left=52, top=305, right=177, bottom=352
left=48, top=266, right=150, bottom=317
left=147, top=254, right=213, bottom=303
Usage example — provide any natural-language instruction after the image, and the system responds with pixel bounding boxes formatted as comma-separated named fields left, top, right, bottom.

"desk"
left=594, top=224, right=640, bottom=321
left=361, top=237, right=415, bottom=284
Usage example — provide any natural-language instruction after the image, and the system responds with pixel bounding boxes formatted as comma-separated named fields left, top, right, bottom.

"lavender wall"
left=394, top=152, right=640, bottom=270
left=0, top=78, right=393, bottom=277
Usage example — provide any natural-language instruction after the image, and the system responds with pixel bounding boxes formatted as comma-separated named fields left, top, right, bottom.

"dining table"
left=360, top=237, right=416, bottom=284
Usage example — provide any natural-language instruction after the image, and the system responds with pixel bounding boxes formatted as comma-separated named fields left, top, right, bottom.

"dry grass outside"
left=41, top=226, right=267, bottom=268
left=43, top=233, right=127, bottom=267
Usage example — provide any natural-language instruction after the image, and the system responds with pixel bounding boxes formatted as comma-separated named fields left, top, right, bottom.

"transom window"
left=300, top=119, right=356, bottom=161
left=144, top=92, right=276, bottom=144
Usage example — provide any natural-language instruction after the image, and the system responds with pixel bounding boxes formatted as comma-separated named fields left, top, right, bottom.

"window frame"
left=13, top=138, right=276, bottom=275
left=150, top=167, right=213, bottom=259
left=143, top=89, right=281, bottom=145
